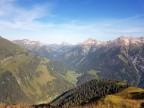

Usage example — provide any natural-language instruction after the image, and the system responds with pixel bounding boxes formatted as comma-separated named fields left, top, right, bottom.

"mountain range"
left=14, top=36, right=144, bottom=88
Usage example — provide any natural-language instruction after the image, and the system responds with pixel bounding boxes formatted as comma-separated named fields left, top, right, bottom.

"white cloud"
left=0, top=0, right=144, bottom=44
left=0, top=0, right=53, bottom=29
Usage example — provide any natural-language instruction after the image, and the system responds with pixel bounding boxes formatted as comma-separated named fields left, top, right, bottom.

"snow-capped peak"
left=108, top=36, right=144, bottom=46
left=82, top=38, right=103, bottom=45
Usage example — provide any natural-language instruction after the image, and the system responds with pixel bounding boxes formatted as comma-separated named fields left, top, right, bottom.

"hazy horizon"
left=0, top=0, right=144, bottom=44
left=2, top=35, right=142, bottom=45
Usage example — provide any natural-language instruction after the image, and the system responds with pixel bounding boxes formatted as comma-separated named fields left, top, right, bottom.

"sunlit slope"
left=77, top=87, right=144, bottom=108
left=0, top=37, right=74, bottom=104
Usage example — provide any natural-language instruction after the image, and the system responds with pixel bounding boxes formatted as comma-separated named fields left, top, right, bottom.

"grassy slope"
left=0, top=53, right=54, bottom=102
left=0, top=37, right=75, bottom=104
left=5, top=55, right=75, bottom=103
left=76, top=87, right=144, bottom=108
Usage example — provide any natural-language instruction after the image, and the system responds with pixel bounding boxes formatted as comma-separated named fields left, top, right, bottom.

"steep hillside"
left=0, top=37, right=26, bottom=60
left=0, top=37, right=75, bottom=104
left=0, top=71, right=30, bottom=104
left=49, top=79, right=129, bottom=107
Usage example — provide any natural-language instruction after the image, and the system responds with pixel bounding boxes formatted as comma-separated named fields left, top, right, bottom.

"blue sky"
left=0, top=0, right=144, bottom=44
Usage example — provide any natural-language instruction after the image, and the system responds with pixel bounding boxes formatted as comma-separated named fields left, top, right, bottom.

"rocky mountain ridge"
left=13, top=36, right=144, bottom=53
